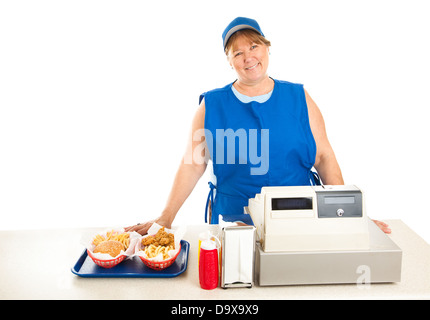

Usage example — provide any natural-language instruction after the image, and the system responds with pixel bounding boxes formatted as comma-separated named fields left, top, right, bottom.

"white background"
left=1, top=1, right=429, bottom=242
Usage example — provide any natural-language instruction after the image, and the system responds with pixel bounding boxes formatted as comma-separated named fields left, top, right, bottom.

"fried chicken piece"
left=154, top=227, right=175, bottom=248
left=141, top=236, right=155, bottom=246
left=141, top=227, right=175, bottom=248
left=159, top=233, right=174, bottom=246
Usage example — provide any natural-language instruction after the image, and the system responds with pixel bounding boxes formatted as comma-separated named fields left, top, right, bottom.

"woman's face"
left=227, top=34, right=270, bottom=85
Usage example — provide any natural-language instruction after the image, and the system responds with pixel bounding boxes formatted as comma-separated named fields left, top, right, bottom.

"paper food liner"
left=85, top=228, right=141, bottom=261
left=134, top=223, right=186, bottom=262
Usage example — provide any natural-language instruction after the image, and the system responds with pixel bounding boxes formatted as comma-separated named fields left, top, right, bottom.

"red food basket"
left=139, top=243, right=181, bottom=270
left=87, top=249, right=126, bottom=269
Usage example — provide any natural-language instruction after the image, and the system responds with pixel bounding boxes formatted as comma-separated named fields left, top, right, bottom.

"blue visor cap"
left=222, top=17, right=264, bottom=49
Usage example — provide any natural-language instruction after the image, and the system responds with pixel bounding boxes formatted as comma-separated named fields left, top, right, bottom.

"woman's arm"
left=160, top=100, right=207, bottom=224
left=305, top=89, right=344, bottom=185
left=125, top=100, right=207, bottom=235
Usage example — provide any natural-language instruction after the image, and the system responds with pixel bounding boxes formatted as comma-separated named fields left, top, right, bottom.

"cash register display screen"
left=272, top=197, right=313, bottom=210
left=324, top=196, right=355, bottom=204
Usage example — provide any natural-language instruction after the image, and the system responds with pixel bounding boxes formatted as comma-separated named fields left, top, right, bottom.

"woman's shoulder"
left=273, top=79, right=306, bottom=99
left=199, top=82, right=233, bottom=104
left=274, top=78, right=304, bottom=88
left=205, top=82, right=233, bottom=95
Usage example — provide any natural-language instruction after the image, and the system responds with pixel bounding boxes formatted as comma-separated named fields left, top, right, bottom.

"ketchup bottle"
left=199, top=240, right=219, bottom=290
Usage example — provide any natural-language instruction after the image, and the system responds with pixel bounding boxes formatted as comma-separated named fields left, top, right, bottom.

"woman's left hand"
left=372, top=219, right=391, bottom=234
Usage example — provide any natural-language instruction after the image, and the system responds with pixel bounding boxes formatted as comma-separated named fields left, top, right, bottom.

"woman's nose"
left=243, top=50, right=253, bottom=61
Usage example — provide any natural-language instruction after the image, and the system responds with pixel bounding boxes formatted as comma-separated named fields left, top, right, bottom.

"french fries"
left=143, top=244, right=174, bottom=260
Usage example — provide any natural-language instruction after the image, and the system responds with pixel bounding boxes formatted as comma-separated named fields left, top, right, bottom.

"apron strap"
left=205, top=182, right=216, bottom=223
left=310, top=170, right=322, bottom=186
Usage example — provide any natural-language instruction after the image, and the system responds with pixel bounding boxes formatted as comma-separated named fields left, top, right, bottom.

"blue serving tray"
left=71, top=240, right=189, bottom=278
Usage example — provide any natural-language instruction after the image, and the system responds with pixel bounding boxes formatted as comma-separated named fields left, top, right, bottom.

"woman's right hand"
left=124, top=216, right=173, bottom=236
left=372, top=219, right=392, bottom=234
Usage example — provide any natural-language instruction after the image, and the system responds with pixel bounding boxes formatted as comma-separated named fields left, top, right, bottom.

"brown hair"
left=225, top=29, right=271, bottom=56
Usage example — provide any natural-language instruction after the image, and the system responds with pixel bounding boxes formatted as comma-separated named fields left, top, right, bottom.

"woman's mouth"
left=245, top=63, right=259, bottom=70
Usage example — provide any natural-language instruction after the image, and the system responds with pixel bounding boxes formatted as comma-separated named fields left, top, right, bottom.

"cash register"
left=245, top=185, right=402, bottom=286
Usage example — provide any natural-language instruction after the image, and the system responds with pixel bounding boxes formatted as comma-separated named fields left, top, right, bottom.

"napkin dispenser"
left=221, top=226, right=255, bottom=288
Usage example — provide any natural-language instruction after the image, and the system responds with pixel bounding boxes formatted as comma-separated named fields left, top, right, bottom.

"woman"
left=126, top=17, right=390, bottom=234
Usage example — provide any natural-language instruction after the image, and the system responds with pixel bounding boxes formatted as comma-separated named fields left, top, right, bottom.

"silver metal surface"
left=255, top=219, right=402, bottom=286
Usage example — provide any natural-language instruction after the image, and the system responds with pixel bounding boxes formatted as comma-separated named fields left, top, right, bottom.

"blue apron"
left=200, top=79, right=318, bottom=224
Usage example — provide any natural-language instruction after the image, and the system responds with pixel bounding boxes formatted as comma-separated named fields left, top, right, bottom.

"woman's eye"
left=251, top=45, right=257, bottom=50
left=235, top=52, right=242, bottom=57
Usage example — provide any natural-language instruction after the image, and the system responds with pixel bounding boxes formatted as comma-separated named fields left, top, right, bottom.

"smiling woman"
left=226, top=30, right=273, bottom=95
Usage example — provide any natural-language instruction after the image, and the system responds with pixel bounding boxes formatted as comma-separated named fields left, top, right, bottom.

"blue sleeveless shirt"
left=200, top=78, right=317, bottom=224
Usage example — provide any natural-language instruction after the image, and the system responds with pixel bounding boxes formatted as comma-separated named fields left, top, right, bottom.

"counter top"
left=1, top=220, right=429, bottom=300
